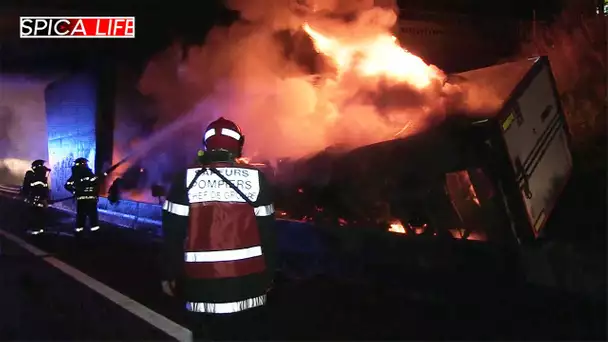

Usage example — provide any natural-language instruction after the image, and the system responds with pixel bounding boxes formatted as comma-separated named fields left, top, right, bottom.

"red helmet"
left=203, top=117, right=244, bottom=154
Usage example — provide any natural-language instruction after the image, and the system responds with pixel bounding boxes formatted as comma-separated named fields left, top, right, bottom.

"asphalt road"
left=0, top=196, right=605, bottom=341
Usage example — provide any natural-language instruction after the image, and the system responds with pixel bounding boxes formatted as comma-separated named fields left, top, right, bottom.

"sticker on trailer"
left=186, top=167, right=260, bottom=203
left=502, top=111, right=516, bottom=132
left=533, top=209, right=546, bottom=232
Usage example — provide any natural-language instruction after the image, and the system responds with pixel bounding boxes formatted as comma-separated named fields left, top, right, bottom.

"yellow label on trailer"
left=502, top=112, right=515, bottom=132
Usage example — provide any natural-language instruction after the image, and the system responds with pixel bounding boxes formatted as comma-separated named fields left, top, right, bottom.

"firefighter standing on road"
left=160, top=117, right=277, bottom=341
left=21, top=159, right=50, bottom=235
left=64, top=158, right=101, bottom=234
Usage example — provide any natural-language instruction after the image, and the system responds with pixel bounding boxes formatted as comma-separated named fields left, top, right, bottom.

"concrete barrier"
left=0, top=188, right=330, bottom=278
left=51, top=197, right=161, bottom=235
left=0, top=185, right=325, bottom=254
left=50, top=197, right=325, bottom=254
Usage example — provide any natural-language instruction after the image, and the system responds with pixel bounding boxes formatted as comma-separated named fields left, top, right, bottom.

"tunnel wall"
left=45, top=73, right=98, bottom=208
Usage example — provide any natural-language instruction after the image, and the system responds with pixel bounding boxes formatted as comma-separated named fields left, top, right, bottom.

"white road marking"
left=0, top=228, right=192, bottom=342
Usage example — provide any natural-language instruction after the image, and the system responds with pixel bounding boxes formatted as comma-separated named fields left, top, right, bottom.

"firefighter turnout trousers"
left=187, top=305, right=270, bottom=341
left=28, top=204, right=46, bottom=234
left=75, top=199, right=99, bottom=232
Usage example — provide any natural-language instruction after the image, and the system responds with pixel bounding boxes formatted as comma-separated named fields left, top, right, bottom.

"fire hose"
left=48, top=156, right=131, bottom=204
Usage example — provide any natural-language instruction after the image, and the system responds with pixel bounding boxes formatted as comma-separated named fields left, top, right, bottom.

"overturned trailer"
left=275, top=56, right=573, bottom=256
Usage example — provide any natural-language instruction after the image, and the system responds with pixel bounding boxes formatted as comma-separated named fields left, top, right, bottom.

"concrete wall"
left=45, top=73, right=98, bottom=205
left=0, top=75, right=50, bottom=185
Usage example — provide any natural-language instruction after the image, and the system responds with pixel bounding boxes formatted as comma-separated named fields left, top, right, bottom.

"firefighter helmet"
left=31, top=159, right=45, bottom=169
left=74, top=158, right=88, bottom=167
left=202, top=117, right=245, bottom=154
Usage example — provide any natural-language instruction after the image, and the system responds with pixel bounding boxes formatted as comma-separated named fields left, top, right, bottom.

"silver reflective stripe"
left=76, top=196, right=97, bottom=200
left=221, top=128, right=241, bottom=140
left=204, top=128, right=242, bottom=141
left=30, top=181, right=47, bottom=187
left=254, top=204, right=274, bottom=217
left=186, top=294, right=266, bottom=314
left=204, top=128, right=216, bottom=141
left=185, top=246, right=262, bottom=263
left=162, top=200, right=189, bottom=216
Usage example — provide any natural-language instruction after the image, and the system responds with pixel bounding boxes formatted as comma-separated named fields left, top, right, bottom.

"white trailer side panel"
left=500, top=62, right=572, bottom=236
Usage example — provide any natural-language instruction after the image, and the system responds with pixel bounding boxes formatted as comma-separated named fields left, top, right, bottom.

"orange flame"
left=298, top=20, right=448, bottom=142
left=302, top=23, right=444, bottom=90
left=235, top=157, right=266, bottom=167
left=388, top=220, right=429, bottom=235
left=388, top=220, right=406, bottom=234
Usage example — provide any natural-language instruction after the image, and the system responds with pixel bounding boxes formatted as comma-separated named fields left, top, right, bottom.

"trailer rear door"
left=500, top=61, right=572, bottom=237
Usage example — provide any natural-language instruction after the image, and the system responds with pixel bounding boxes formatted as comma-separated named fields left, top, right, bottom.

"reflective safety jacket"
left=161, top=161, right=277, bottom=314
left=64, top=169, right=100, bottom=201
left=21, top=170, right=49, bottom=207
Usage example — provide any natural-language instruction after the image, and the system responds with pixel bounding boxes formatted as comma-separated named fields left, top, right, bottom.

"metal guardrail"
left=0, top=184, right=20, bottom=195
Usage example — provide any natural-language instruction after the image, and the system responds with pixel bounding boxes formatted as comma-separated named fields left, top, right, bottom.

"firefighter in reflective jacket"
left=160, top=117, right=277, bottom=340
left=64, top=158, right=100, bottom=233
left=21, top=159, right=50, bottom=235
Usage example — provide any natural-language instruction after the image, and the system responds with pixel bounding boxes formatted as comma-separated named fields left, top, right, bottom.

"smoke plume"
left=138, top=0, right=492, bottom=163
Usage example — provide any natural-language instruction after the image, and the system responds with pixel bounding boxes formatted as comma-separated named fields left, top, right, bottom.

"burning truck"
left=269, top=56, right=572, bottom=250
left=106, top=6, right=572, bottom=278
left=113, top=37, right=571, bottom=251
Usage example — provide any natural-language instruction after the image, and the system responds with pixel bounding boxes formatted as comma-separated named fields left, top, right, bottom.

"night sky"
left=0, top=0, right=563, bottom=74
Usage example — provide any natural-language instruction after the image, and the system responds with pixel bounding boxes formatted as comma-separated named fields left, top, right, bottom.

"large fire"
left=293, top=13, right=449, bottom=145
left=135, top=4, right=459, bottom=165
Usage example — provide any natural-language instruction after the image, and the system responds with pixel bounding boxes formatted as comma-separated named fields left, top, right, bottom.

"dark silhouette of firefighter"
left=160, top=117, right=277, bottom=340
left=21, top=160, right=50, bottom=235
left=64, top=158, right=100, bottom=233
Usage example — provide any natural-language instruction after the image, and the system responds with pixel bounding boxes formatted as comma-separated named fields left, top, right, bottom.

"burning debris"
left=270, top=118, right=494, bottom=242
left=271, top=55, right=573, bottom=247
